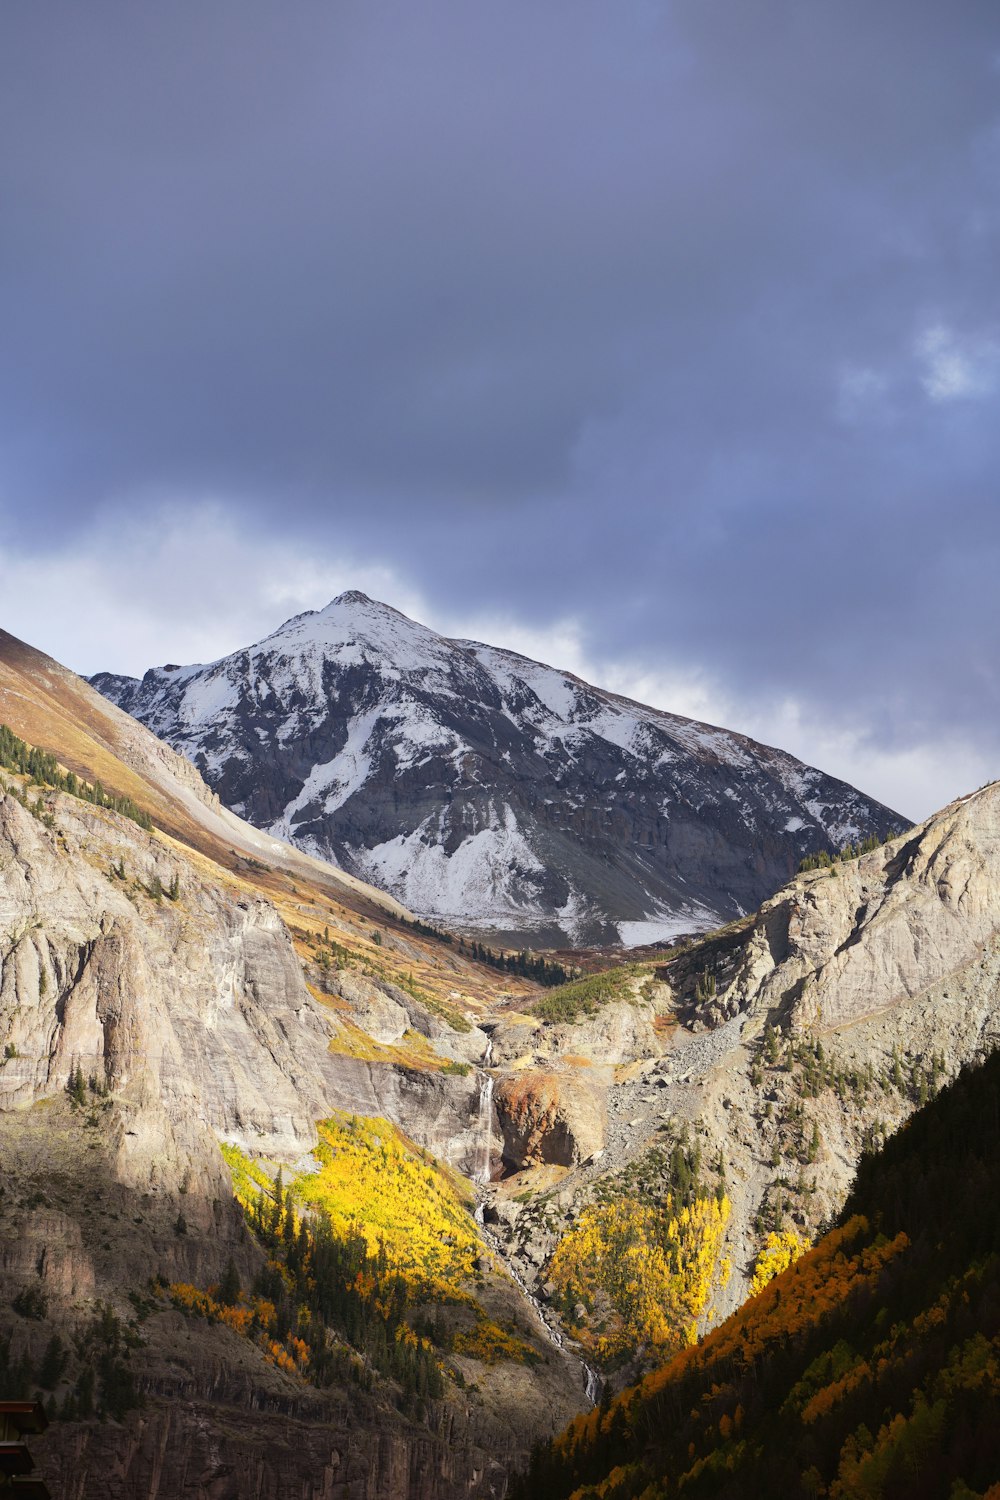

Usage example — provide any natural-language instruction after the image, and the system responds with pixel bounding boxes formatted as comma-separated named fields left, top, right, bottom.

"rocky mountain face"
left=0, top=632, right=586, bottom=1498
left=477, top=779, right=1000, bottom=1377
left=91, top=592, right=904, bottom=947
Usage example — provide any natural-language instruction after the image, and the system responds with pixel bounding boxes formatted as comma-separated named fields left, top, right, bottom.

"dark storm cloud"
left=2, top=1, right=999, bottom=806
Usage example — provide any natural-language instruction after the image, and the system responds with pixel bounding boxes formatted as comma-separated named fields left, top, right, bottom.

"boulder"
left=494, top=1067, right=607, bottom=1169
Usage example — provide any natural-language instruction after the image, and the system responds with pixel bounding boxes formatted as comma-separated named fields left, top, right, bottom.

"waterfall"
left=469, top=1028, right=598, bottom=1407
left=474, top=1034, right=495, bottom=1186
left=475, top=1070, right=494, bottom=1185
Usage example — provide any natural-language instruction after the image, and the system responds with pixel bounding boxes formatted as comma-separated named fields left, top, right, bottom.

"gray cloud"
left=1, top=1, right=998, bottom=815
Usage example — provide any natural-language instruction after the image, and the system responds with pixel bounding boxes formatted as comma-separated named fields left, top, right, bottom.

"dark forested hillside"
left=517, top=1047, right=1000, bottom=1500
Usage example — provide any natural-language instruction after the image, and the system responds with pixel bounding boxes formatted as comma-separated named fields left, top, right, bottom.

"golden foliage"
left=540, top=1217, right=921, bottom=1500
left=219, top=1137, right=534, bottom=1377
left=165, top=1282, right=311, bottom=1376
left=748, top=1228, right=808, bottom=1296
left=552, top=1216, right=911, bottom=1465
left=220, top=1141, right=275, bottom=1202
left=453, top=1316, right=535, bottom=1366
left=547, top=1192, right=730, bottom=1364
left=311, top=989, right=468, bottom=1073
left=290, top=1113, right=480, bottom=1300
left=527, top=1047, right=1000, bottom=1500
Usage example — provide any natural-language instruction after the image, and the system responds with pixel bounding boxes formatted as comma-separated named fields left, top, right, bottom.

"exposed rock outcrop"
left=0, top=786, right=492, bottom=1186
left=0, top=715, right=585, bottom=1495
left=495, top=1068, right=608, bottom=1169
left=720, top=789, right=1000, bottom=1035
left=7, top=617, right=1000, bottom=1481
left=490, top=993, right=669, bottom=1070
left=0, top=1098, right=579, bottom=1500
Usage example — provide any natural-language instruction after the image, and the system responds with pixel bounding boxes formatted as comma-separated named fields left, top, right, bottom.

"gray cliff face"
left=0, top=776, right=584, bottom=1496
left=6, top=617, right=1000, bottom=1462
left=91, top=592, right=905, bottom=947
left=700, top=781, right=1000, bottom=1038
left=0, top=787, right=490, bottom=1186
left=0, top=1092, right=580, bottom=1500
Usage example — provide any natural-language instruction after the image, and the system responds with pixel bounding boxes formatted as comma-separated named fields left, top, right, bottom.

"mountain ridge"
left=91, top=593, right=906, bottom=947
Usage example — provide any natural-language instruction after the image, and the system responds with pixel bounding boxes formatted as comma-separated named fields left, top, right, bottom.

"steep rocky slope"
left=0, top=632, right=586, bottom=1497
left=515, top=1045, right=1000, bottom=1500
left=479, top=779, right=1000, bottom=1384
left=91, top=593, right=903, bottom=947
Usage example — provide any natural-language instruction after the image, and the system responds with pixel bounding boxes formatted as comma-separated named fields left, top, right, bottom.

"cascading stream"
left=475, top=1211, right=603, bottom=1407
left=475, top=1072, right=494, bottom=1185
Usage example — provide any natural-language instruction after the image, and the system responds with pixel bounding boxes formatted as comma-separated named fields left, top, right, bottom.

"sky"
left=2, top=1, right=998, bottom=820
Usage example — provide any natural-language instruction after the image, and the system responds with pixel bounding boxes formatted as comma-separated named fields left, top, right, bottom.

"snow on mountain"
left=91, top=592, right=906, bottom=947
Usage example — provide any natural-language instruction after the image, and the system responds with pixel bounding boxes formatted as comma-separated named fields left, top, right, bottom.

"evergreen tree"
left=39, top=1333, right=67, bottom=1389
left=218, top=1257, right=241, bottom=1306
left=68, top=1062, right=87, bottom=1106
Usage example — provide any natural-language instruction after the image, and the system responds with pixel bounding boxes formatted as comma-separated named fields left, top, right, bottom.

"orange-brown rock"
left=494, top=1067, right=607, bottom=1169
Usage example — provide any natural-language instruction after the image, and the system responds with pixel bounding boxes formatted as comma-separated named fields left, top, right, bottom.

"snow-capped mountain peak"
left=92, top=597, right=905, bottom=947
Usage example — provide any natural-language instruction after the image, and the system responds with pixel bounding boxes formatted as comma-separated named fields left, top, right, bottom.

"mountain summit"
left=92, top=594, right=904, bottom=945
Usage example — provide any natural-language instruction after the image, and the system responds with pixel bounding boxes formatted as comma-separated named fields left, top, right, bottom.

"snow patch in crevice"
left=177, top=667, right=241, bottom=728
left=617, top=902, right=722, bottom=949
left=554, top=888, right=593, bottom=945
left=389, top=704, right=465, bottom=770
left=269, top=709, right=381, bottom=838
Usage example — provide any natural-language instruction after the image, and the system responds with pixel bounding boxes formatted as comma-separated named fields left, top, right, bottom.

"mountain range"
left=92, top=592, right=904, bottom=947
left=3, top=620, right=999, bottom=1497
